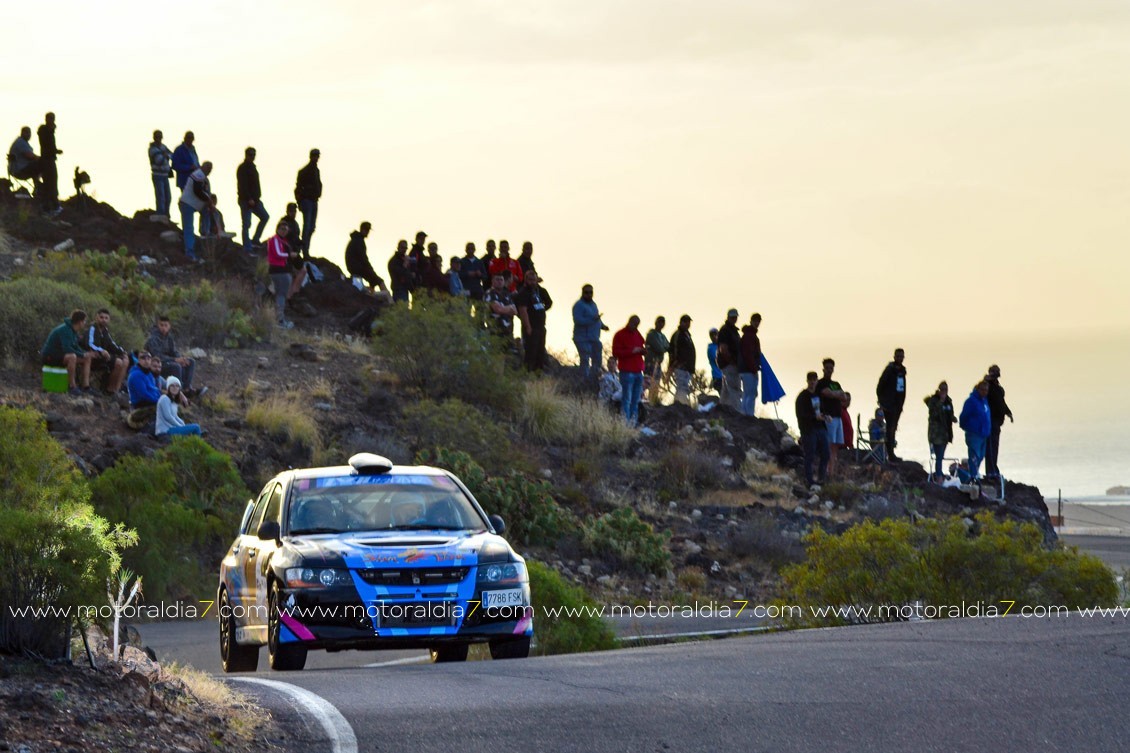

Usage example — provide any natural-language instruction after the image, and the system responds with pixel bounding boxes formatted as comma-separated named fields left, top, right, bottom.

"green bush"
left=401, top=399, right=514, bottom=475
left=376, top=293, right=522, bottom=411
left=0, top=407, right=136, bottom=657
left=582, top=507, right=671, bottom=576
left=780, top=513, right=1119, bottom=627
left=528, top=561, right=617, bottom=655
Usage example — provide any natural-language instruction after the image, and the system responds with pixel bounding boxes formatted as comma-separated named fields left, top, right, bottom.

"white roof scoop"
left=348, top=453, right=393, bottom=474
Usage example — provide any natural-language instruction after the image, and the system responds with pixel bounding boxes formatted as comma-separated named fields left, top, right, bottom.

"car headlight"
left=476, top=561, right=527, bottom=585
left=285, top=567, right=352, bottom=588
left=477, top=541, right=512, bottom=564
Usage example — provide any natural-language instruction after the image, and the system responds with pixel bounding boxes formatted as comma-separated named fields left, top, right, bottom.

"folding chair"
left=856, top=412, right=886, bottom=465
left=6, top=164, right=36, bottom=200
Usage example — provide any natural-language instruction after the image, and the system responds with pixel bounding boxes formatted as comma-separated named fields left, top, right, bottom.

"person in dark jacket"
left=518, top=241, right=537, bottom=277
left=345, top=223, right=387, bottom=293
left=294, top=148, right=322, bottom=256
left=145, top=315, right=197, bottom=394
left=171, top=131, right=198, bottom=190
left=984, top=364, right=1014, bottom=479
left=667, top=314, right=696, bottom=405
left=738, top=313, right=762, bottom=416
left=716, top=308, right=743, bottom=410
left=795, top=371, right=829, bottom=488
left=480, top=239, right=497, bottom=279
left=459, top=242, right=486, bottom=300
left=876, top=348, right=907, bottom=461
left=959, top=381, right=992, bottom=481
left=515, top=272, right=553, bottom=371
left=41, top=310, right=91, bottom=394
left=87, top=308, right=129, bottom=395
left=237, top=147, right=269, bottom=252
left=388, top=240, right=413, bottom=302
left=36, top=112, right=63, bottom=214
left=924, top=381, right=956, bottom=481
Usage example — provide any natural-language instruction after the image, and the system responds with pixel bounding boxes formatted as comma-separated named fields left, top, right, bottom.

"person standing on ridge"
left=925, top=381, right=956, bottom=481
left=644, top=316, right=669, bottom=404
left=612, top=315, right=646, bottom=425
left=177, top=161, right=212, bottom=261
left=515, top=271, right=553, bottom=371
left=667, top=314, right=696, bottom=406
left=388, top=240, right=412, bottom=302
left=148, top=130, right=174, bottom=218
left=706, top=328, right=723, bottom=395
left=489, top=240, right=523, bottom=292
left=572, top=283, right=607, bottom=380
left=795, top=371, right=829, bottom=489
left=294, top=148, right=321, bottom=257
left=716, top=308, right=743, bottom=411
left=738, top=313, right=762, bottom=416
left=36, top=112, right=63, bottom=215
left=237, top=147, right=269, bottom=253
left=816, top=358, right=848, bottom=478
left=959, top=380, right=992, bottom=481
left=984, top=364, right=1013, bottom=480
left=518, top=241, right=536, bottom=277
left=480, top=239, right=497, bottom=278
left=459, top=242, right=486, bottom=300
left=876, top=348, right=907, bottom=461
left=171, top=131, right=199, bottom=190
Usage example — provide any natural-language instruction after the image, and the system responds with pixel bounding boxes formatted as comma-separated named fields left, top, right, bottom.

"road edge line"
left=229, top=677, right=358, bottom=753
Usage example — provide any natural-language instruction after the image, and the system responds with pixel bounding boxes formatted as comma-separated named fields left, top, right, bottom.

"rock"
left=684, top=540, right=703, bottom=555
left=962, top=517, right=975, bottom=529
left=668, top=500, right=678, bottom=510
left=313, top=402, right=334, bottom=411
left=720, top=456, right=733, bottom=468
left=71, top=397, right=95, bottom=412
left=771, top=474, right=791, bottom=484
left=715, top=513, right=725, bottom=520
left=746, top=448, right=769, bottom=463
left=53, top=238, right=76, bottom=252
left=793, top=506, right=807, bottom=516
left=187, top=347, right=207, bottom=359
left=246, top=379, right=271, bottom=391
left=159, top=230, right=180, bottom=244
left=257, top=357, right=270, bottom=368
left=807, top=494, right=819, bottom=505
left=13, top=256, right=24, bottom=266
left=120, top=645, right=162, bottom=682
left=724, top=586, right=738, bottom=597
left=288, top=343, right=319, bottom=362
left=824, top=501, right=835, bottom=510
left=710, top=561, right=721, bottom=574
left=578, top=565, right=592, bottom=576
left=222, top=418, right=244, bottom=429
left=139, top=255, right=157, bottom=265
left=780, top=434, right=798, bottom=451
left=541, top=469, right=553, bottom=479
left=596, top=575, right=612, bottom=585
left=961, top=507, right=973, bottom=517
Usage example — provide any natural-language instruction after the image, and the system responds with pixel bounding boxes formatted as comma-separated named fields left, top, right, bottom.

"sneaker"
left=196, top=386, right=209, bottom=398
left=278, top=319, right=295, bottom=330
left=68, top=387, right=84, bottom=396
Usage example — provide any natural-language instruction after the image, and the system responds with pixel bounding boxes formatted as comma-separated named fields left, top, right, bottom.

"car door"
left=249, top=482, right=285, bottom=626
left=231, top=485, right=272, bottom=616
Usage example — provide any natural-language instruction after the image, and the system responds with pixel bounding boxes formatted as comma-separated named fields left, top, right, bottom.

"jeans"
left=199, top=208, right=212, bottom=239
left=739, top=371, right=758, bottom=416
left=152, top=175, right=171, bottom=216
left=721, top=365, right=742, bottom=410
left=986, top=425, right=1002, bottom=477
left=673, top=369, right=692, bottom=405
left=620, top=371, right=644, bottom=425
left=524, top=327, right=547, bottom=371
left=966, top=433, right=988, bottom=479
left=165, top=424, right=202, bottom=437
left=802, top=426, right=830, bottom=486
left=299, top=199, right=318, bottom=255
left=160, top=359, right=196, bottom=391
left=575, top=339, right=602, bottom=379
left=270, top=271, right=292, bottom=322
left=179, top=203, right=197, bottom=257
left=931, top=443, right=947, bottom=478
left=241, top=200, right=270, bottom=250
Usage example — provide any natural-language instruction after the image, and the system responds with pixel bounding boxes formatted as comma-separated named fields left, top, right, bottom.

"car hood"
left=282, top=530, right=505, bottom=569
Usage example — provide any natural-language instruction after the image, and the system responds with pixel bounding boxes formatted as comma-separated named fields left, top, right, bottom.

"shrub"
left=375, top=293, right=522, bottom=411
left=582, top=507, right=671, bottom=576
left=401, top=399, right=514, bottom=475
left=528, top=561, right=617, bottom=655
left=780, top=513, right=1119, bottom=627
left=657, top=445, right=728, bottom=500
left=0, top=407, right=136, bottom=656
left=517, top=379, right=635, bottom=454
left=727, top=516, right=805, bottom=567
left=246, top=391, right=322, bottom=455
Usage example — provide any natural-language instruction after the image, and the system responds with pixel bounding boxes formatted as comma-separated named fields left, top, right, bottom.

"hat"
left=727, top=308, right=738, bottom=319
left=166, top=376, right=182, bottom=390
left=680, top=314, right=692, bottom=323
left=709, top=327, right=718, bottom=335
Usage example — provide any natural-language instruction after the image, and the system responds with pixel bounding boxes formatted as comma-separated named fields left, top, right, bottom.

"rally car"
left=217, top=453, right=533, bottom=671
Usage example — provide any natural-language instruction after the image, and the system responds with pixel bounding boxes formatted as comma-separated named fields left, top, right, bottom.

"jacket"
left=37, top=123, right=58, bottom=162
left=145, top=327, right=180, bottom=360
left=644, top=329, right=669, bottom=371
left=127, top=365, right=161, bottom=407
left=156, top=394, right=186, bottom=435
left=668, top=329, right=696, bottom=373
left=88, top=324, right=125, bottom=359
left=295, top=162, right=322, bottom=201
left=959, top=391, right=991, bottom=438
left=267, top=235, right=289, bottom=269
left=612, top=327, right=645, bottom=374
left=987, top=381, right=1012, bottom=428
left=458, top=255, right=486, bottom=297
left=572, top=299, right=604, bottom=343
left=236, top=161, right=262, bottom=203
left=877, top=361, right=907, bottom=410
left=716, top=322, right=742, bottom=370
left=739, top=326, right=761, bottom=374
left=171, top=143, right=198, bottom=188
left=795, top=389, right=823, bottom=435
left=388, top=252, right=413, bottom=292
left=42, top=319, right=85, bottom=360
left=149, top=142, right=173, bottom=177
left=925, top=392, right=955, bottom=446
left=178, top=168, right=209, bottom=211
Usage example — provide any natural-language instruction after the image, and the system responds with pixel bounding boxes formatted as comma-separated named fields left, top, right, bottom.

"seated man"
left=8, top=126, right=41, bottom=182
left=392, top=499, right=426, bottom=527
left=426, top=498, right=462, bottom=528
left=126, top=351, right=162, bottom=429
left=145, top=315, right=200, bottom=396
left=290, top=499, right=338, bottom=533
left=86, top=308, right=129, bottom=395
left=41, top=309, right=92, bottom=395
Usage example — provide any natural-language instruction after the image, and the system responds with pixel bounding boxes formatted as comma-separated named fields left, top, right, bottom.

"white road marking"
left=229, top=677, right=358, bottom=753
left=364, top=655, right=431, bottom=668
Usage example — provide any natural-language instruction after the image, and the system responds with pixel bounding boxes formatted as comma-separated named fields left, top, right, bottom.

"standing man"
left=345, top=222, right=387, bottom=294
left=644, top=316, right=669, bottom=403
left=148, top=130, right=174, bottom=218
left=488, top=240, right=523, bottom=292
left=171, top=131, right=198, bottom=190
left=795, top=371, right=829, bottom=489
left=667, top=314, right=696, bottom=406
left=706, top=328, right=723, bottom=394
left=294, top=148, right=322, bottom=257
left=876, top=348, right=907, bottom=462
left=518, top=241, right=537, bottom=277
left=41, top=309, right=92, bottom=395
left=459, top=242, right=486, bottom=300
left=515, top=272, right=553, bottom=371
left=480, top=239, right=498, bottom=276
left=738, top=313, right=762, bottom=416
left=716, top=308, right=743, bottom=410
left=959, top=380, right=992, bottom=481
left=816, top=358, right=849, bottom=477
left=237, top=147, right=269, bottom=253
left=87, top=308, right=129, bottom=395
left=572, top=283, right=607, bottom=379
left=984, top=364, right=1014, bottom=479
left=177, top=162, right=212, bottom=261
left=37, top=112, right=63, bottom=215
left=612, top=315, right=646, bottom=425
left=388, top=240, right=413, bottom=302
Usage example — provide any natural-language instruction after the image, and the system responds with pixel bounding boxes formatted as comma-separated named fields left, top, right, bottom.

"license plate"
left=482, top=589, right=525, bottom=608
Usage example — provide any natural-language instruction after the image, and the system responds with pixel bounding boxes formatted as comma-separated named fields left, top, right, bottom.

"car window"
left=244, top=485, right=273, bottom=535
left=261, top=483, right=283, bottom=528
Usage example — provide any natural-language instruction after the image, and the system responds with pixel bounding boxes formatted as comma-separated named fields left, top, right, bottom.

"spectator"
left=840, top=392, right=854, bottom=456
left=145, top=315, right=199, bottom=394
left=87, top=308, right=129, bottom=395
left=388, top=240, right=412, bottom=302
left=868, top=408, right=887, bottom=464
left=489, top=240, right=523, bottom=292
left=480, top=239, right=497, bottom=278
left=408, top=231, right=428, bottom=285
left=484, top=273, right=518, bottom=339
left=448, top=257, right=468, bottom=297
left=294, top=148, right=321, bottom=256
left=171, top=131, right=199, bottom=190
left=876, top=348, right=907, bottom=462
left=515, top=271, right=553, bottom=371
left=345, top=222, right=387, bottom=294
left=716, top=308, right=743, bottom=410
left=36, top=113, right=62, bottom=215
left=816, top=358, right=848, bottom=478
left=667, top=314, right=696, bottom=406
left=738, top=313, right=762, bottom=416
left=959, top=380, right=992, bottom=481
left=265, top=221, right=296, bottom=329
left=706, top=328, right=723, bottom=393
left=518, top=241, right=536, bottom=277
left=177, top=161, right=212, bottom=261
left=599, top=356, right=622, bottom=405
left=795, top=371, right=829, bottom=488
left=282, top=202, right=302, bottom=245
left=148, top=129, right=174, bottom=218
left=7, top=126, right=41, bottom=186
left=459, top=242, right=486, bottom=300
left=612, top=315, right=646, bottom=425
left=925, top=381, right=956, bottom=481
left=201, top=193, right=235, bottom=241
left=156, top=377, right=202, bottom=437
left=984, top=364, right=1014, bottom=480
left=237, top=147, right=269, bottom=253
left=571, top=283, right=607, bottom=380
left=281, top=216, right=308, bottom=297
left=644, top=316, right=669, bottom=403
left=424, top=243, right=448, bottom=293
left=126, top=351, right=162, bottom=430
left=41, top=309, right=91, bottom=395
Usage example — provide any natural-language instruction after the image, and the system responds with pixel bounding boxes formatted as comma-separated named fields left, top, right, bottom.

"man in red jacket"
left=612, top=315, right=646, bottom=425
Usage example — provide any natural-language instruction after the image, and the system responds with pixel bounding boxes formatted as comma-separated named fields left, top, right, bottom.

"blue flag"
left=760, top=353, right=786, bottom=404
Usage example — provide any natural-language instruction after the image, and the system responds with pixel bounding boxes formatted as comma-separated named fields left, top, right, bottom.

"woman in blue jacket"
left=959, top=381, right=992, bottom=480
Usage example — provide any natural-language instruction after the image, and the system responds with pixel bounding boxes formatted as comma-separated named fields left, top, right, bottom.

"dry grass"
left=164, top=662, right=261, bottom=741
left=309, top=376, right=334, bottom=401
left=518, top=379, right=635, bottom=454
left=246, top=391, right=322, bottom=452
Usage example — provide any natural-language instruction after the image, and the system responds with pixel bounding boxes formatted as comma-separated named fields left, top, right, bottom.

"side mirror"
left=257, top=520, right=281, bottom=542
left=488, top=514, right=506, bottom=534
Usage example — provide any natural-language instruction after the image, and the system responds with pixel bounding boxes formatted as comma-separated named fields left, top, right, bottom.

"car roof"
left=281, top=464, right=451, bottom=484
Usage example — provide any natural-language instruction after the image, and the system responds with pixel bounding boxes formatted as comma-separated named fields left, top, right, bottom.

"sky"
left=4, top=1, right=1130, bottom=491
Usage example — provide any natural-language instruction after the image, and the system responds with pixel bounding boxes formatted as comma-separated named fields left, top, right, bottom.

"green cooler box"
left=42, top=366, right=69, bottom=393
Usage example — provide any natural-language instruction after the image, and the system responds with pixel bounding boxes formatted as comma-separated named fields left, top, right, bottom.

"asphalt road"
left=1062, top=535, right=1130, bottom=572
left=141, top=614, right=1130, bottom=753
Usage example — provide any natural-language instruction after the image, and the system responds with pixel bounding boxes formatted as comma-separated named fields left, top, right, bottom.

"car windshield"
left=286, top=474, right=486, bottom=535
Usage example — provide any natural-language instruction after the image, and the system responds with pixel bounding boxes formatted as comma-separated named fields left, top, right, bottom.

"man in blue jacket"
left=572, top=283, right=608, bottom=379
left=171, top=131, right=199, bottom=190
left=959, top=380, right=992, bottom=481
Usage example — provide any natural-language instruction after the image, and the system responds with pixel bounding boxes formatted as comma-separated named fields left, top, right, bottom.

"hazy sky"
left=5, top=0, right=1130, bottom=355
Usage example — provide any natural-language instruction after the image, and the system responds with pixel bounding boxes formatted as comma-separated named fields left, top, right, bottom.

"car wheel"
left=430, top=644, right=469, bottom=663
left=268, top=581, right=308, bottom=671
left=219, top=588, right=259, bottom=673
left=489, top=636, right=531, bottom=660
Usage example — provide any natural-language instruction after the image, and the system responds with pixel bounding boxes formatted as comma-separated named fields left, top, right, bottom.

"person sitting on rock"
left=145, top=315, right=200, bottom=396
left=8, top=126, right=42, bottom=185
left=156, top=376, right=202, bottom=437
left=345, top=222, right=388, bottom=295
left=41, top=309, right=92, bottom=395
left=86, top=308, right=129, bottom=395
left=126, top=351, right=162, bottom=429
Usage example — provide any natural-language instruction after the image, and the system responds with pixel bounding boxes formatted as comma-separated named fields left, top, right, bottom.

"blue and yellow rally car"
left=218, top=453, right=533, bottom=671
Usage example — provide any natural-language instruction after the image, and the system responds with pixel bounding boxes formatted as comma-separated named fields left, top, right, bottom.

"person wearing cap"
left=668, top=314, right=696, bottom=406
left=572, top=283, right=608, bottom=380
left=706, top=328, right=723, bottom=393
left=515, top=271, right=553, bottom=371
left=612, top=315, right=647, bottom=425
left=716, top=308, right=743, bottom=410
left=739, top=313, right=762, bottom=416
left=156, top=376, right=202, bottom=437
left=984, top=364, right=1013, bottom=479
left=294, top=148, right=322, bottom=257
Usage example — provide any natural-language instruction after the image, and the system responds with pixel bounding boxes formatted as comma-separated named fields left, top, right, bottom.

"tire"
left=430, top=644, right=469, bottom=663
left=219, top=588, right=260, bottom=673
left=268, top=582, right=308, bottom=671
left=489, top=636, right=531, bottom=660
